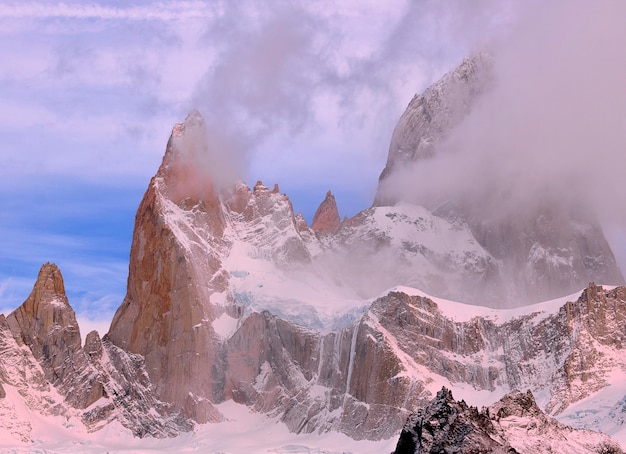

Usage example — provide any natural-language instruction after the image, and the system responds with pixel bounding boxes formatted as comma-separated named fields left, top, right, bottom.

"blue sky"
left=1, top=0, right=625, bottom=331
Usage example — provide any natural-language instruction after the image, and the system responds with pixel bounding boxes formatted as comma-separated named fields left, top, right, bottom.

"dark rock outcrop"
left=393, top=387, right=514, bottom=454
left=393, top=387, right=624, bottom=454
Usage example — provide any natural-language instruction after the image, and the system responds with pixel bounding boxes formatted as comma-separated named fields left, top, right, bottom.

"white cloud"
left=0, top=2, right=219, bottom=21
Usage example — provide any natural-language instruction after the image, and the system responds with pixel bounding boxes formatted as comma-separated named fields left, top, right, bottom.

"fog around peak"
left=379, top=0, right=626, bottom=230
left=187, top=0, right=518, bottom=194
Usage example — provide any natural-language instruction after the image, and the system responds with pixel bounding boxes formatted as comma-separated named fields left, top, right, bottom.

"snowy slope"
left=0, top=399, right=397, bottom=454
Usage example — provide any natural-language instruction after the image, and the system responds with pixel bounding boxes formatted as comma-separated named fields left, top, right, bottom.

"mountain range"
left=1, top=55, right=625, bottom=452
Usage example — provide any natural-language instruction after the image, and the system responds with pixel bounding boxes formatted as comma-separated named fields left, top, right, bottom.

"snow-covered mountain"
left=1, top=54, right=626, bottom=452
left=375, top=53, right=624, bottom=305
left=4, top=262, right=626, bottom=450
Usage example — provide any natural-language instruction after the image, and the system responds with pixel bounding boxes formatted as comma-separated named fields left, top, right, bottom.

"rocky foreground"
left=393, top=387, right=623, bottom=454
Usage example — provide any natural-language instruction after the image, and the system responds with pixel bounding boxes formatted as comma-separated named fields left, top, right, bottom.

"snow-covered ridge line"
left=388, top=284, right=617, bottom=324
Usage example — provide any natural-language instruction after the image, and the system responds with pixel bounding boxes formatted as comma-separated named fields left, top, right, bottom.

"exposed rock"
left=106, top=165, right=225, bottom=421
left=311, top=190, right=341, bottom=234
left=0, top=312, right=54, bottom=443
left=393, top=387, right=623, bottom=454
left=365, top=284, right=626, bottom=418
left=0, top=264, right=191, bottom=440
left=393, top=387, right=513, bottom=454
left=84, top=330, right=103, bottom=361
left=81, top=338, right=193, bottom=437
left=5, top=263, right=105, bottom=409
left=185, top=283, right=626, bottom=441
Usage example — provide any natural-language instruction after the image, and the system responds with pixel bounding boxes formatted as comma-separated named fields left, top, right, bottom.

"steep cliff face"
left=106, top=113, right=227, bottom=423
left=216, top=283, right=626, bottom=440
left=373, top=54, right=624, bottom=304
left=379, top=284, right=626, bottom=415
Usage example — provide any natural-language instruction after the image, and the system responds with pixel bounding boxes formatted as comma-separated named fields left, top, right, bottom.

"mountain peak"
left=7, top=261, right=77, bottom=336
left=19, top=262, right=68, bottom=316
left=311, top=190, right=341, bottom=234
left=374, top=52, right=493, bottom=207
left=157, top=109, right=220, bottom=204
left=183, top=108, right=205, bottom=127
left=6, top=262, right=84, bottom=390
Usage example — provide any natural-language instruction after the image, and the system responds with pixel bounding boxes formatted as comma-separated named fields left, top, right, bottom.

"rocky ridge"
left=393, top=387, right=623, bottom=454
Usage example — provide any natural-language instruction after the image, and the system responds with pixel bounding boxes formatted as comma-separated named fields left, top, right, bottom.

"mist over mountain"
left=2, top=2, right=626, bottom=452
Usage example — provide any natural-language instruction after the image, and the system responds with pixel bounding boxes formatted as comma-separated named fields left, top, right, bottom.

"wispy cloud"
left=0, top=2, right=218, bottom=21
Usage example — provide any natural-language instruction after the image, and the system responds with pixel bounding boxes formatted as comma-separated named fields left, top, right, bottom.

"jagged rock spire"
left=311, top=190, right=341, bottom=234
left=5, top=263, right=106, bottom=409
left=6, top=262, right=80, bottom=357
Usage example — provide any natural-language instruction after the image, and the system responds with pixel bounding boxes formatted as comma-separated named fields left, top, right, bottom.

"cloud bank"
left=381, top=0, right=626, bottom=228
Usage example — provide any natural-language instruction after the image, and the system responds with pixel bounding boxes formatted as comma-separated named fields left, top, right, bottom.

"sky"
left=1, top=0, right=625, bottom=330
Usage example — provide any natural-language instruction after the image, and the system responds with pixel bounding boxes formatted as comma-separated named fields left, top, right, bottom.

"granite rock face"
left=6, top=262, right=105, bottom=409
left=208, top=283, right=626, bottom=440
left=365, top=284, right=626, bottom=418
left=311, top=190, right=342, bottom=234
